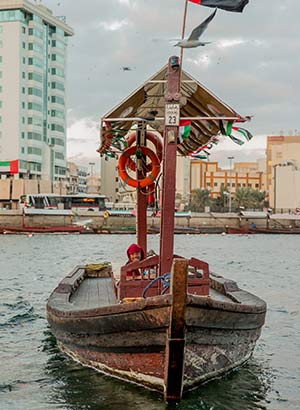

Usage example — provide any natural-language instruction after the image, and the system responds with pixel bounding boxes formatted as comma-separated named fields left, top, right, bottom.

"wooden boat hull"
left=0, top=225, right=84, bottom=234
left=47, top=265, right=266, bottom=395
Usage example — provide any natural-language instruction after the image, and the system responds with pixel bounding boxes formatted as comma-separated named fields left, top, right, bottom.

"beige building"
left=267, top=136, right=300, bottom=210
left=0, top=0, right=73, bottom=205
left=190, top=160, right=265, bottom=199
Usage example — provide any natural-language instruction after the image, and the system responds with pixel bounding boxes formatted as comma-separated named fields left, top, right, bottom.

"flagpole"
left=180, top=0, right=189, bottom=68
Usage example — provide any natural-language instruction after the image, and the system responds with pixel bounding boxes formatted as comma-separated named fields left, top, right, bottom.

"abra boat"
left=47, top=57, right=266, bottom=403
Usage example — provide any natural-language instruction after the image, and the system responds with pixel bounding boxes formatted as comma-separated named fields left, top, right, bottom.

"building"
left=190, top=160, right=265, bottom=199
left=267, top=136, right=300, bottom=210
left=100, top=157, right=119, bottom=202
left=0, top=0, right=73, bottom=201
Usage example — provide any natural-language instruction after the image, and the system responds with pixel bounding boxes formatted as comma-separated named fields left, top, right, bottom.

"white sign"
left=165, top=104, right=180, bottom=126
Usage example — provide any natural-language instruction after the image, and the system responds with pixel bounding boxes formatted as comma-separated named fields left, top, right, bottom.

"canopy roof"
left=99, top=64, right=249, bottom=156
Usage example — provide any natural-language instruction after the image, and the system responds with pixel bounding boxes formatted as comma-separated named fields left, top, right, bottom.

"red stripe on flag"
left=10, top=160, right=19, bottom=174
left=189, top=0, right=201, bottom=4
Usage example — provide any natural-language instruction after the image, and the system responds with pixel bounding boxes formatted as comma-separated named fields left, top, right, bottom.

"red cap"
left=127, top=244, right=144, bottom=259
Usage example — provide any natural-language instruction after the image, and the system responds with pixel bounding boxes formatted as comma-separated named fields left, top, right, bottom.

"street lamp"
left=228, top=156, right=234, bottom=213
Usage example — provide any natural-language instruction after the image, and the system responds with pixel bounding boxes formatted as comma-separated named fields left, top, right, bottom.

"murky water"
left=0, top=234, right=299, bottom=409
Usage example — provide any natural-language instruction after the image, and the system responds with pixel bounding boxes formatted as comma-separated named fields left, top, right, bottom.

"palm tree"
left=189, top=189, right=211, bottom=212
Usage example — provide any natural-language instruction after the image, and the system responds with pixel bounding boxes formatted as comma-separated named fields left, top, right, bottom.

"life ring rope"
left=126, top=131, right=163, bottom=172
left=118, top=146, right=160, bottom=188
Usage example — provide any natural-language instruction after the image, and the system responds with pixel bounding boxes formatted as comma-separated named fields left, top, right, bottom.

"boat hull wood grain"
left=46, top=259, right=266, bottom=399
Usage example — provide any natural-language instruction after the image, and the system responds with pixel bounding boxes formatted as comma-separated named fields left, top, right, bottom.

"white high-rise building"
left=0, top=0, right=73, bottom=182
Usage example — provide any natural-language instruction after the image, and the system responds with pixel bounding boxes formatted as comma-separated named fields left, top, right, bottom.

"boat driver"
left=126, top=244, right=144, bottom=279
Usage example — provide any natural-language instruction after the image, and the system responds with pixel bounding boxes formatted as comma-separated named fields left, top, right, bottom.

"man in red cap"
left=126, top=244, right=144, bottom=279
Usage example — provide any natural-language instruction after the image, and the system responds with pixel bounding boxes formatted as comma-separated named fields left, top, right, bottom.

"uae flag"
left=188, top=0, right=249, bottom=12
left=0, top=160, right=19, bottom=174
left=178, top=120, right=191, bottom=143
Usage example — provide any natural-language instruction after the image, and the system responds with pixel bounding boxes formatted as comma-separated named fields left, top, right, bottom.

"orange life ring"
left=118, top=146, right=160, bottom=188
left=126, top=131, right=163, bottom=172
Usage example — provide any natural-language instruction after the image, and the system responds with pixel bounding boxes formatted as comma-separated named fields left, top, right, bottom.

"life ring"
left=118, top=146, right=160, bottom=188
left=103, top=211, right=110, bottom=218
left=126, top=131, right=162, bottom=172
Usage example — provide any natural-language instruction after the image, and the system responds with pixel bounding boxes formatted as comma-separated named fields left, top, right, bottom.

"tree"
left=189, top=189, right=211, bottom=212
left=233, top=188, right=266, bottom=210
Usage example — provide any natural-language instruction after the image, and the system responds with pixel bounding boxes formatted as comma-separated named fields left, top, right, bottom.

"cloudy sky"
left=42, top=0, right=299, bottom=168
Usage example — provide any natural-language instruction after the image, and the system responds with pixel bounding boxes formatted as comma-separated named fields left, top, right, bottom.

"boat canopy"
left=98, top=64, right=249, bottom=157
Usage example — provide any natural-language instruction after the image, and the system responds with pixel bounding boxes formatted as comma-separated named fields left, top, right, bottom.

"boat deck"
left=70, top=277, right=117, bottom=310
left=68, top=276, right=235, bottom=311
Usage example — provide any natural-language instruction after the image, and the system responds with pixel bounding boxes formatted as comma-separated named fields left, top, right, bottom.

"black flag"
left=189, top=0, right=249, bottom=13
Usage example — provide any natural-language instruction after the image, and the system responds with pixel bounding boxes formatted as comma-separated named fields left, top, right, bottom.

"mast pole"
left=159, top=57, right=181, bottom=275
left=136, top=122, right=147, bottom=255
left=180, top=0, right=189, bottom=67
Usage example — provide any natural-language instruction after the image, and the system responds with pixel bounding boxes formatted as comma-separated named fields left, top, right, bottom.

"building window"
left=28, top=28, right=43, bottom=40
left=28, top=131, right=42, bottom=141
left=21, top=147, right=25, bottom=153
left=51, top=53, right=65, bottom=64
left=28, top=146, right=42, bottom=156
left=0, top=115, right=2, bottom=123
left=51, top=67, right=65, bottom=78
left=28, top=72, right=43, bottom=83
left=22, top=27, right=26, bottom=34
left=51, top=123, right=65, bottom=133
left=22, top=57, right=26, bottom=64
left=0, top=86, right=2, bottom=92
left=51, top=137, right=64, bottom=146
left=22, top=72, right=25, bottom=79
left=0, top=56, right=2, bottom=63
left=28, top=57, right=43, bottom=68
left=21, top=132, right=25, bottom=139
left=22, top=117, right=25, bottom=124
left=51, top=109, right=65, bottom=119
left=51, top=81, right=65, bottom=92
left=214, top=182, right=218, bottom=187
left=232, top=183, right=235, bottom=187
left=0, top=101, right=2, bottom=108
left=51, top=95, right=64, bottom=105
left=28, top=87, right=42, bottom=97
left=28, top=43, right=43, bottom=54
left=28, top=102, right=42, bottom=112
left=54, top=151, right=65, bottom=160
left=238, top=183, right=241, bottom=187
left=22, top=41, right=26, bottom=49
left=255, top=183, right=259, bottom=188
left=0, top=10, right=25, bottom=22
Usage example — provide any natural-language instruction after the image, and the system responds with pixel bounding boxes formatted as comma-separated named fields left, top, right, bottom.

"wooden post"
left=159, top=57, right=181, bottom=275
left=136, top=122, right=147, bottom=255
left=164, top=258, right=188, bottom=403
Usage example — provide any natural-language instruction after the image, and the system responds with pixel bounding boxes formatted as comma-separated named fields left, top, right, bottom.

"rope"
left=142, top=272, right=171, bottom=298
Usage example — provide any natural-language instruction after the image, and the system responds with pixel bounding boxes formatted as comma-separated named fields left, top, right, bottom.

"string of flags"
left=187, top=120, right=254, bottom=160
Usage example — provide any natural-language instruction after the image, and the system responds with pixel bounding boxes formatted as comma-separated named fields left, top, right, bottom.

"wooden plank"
left=164, top=258, right=188, bottom=403
left=70, top=278, right=116, bottom=309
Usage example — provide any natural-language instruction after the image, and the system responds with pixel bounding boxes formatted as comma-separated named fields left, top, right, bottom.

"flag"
left=232, top=126, right=253, bottom=141
left=0, top=160, right=19, bottom=174
left=178, top=120, right=191, bottom=143
left=188, top=0, right=249, bottom=13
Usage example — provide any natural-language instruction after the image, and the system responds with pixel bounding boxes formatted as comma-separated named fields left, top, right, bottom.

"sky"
left=40, top=0, right=300, bottom=168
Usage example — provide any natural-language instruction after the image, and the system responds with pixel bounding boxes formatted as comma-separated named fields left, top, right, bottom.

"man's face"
left=130, top=252, right=141, bottom=262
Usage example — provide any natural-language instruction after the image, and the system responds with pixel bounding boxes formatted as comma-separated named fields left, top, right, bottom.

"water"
left=0, top=234, right=299, bottom=410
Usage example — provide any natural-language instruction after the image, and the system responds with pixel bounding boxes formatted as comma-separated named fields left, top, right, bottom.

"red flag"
left=188, top=0, right=249, bottom=12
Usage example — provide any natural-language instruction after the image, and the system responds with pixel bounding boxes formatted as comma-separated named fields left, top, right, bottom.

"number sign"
left=165, top=104, right=180, bottom=126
